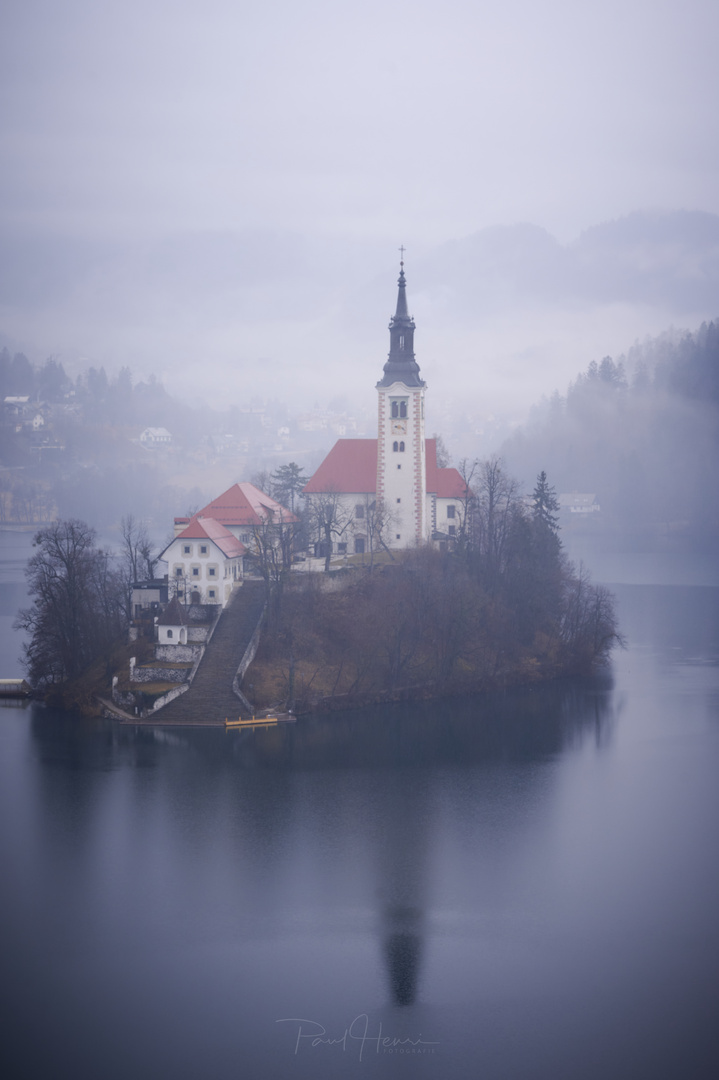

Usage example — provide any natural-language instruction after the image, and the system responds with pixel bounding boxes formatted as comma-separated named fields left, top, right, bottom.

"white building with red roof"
left=173, top=482, right=296, bottom=544
left=160, top=515, right=246, bottom=606
left=303, top=262, right=467, bottom=555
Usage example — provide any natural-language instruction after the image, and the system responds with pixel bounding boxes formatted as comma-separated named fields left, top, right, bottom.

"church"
left=303, top=261, right=466, bottom=555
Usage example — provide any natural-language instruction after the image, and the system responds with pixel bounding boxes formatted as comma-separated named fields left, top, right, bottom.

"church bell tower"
left=376, top=257, right=428, bottom=546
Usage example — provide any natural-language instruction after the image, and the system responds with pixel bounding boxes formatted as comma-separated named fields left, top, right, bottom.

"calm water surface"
left=1, top=531, right=718, bottom=1080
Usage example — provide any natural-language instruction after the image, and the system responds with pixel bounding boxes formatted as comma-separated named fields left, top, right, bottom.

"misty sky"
left=1, top=0, right=718, bottom=424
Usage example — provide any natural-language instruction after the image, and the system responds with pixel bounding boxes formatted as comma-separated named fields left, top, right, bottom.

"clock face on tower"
left=391, top=419, right=407, bottom=435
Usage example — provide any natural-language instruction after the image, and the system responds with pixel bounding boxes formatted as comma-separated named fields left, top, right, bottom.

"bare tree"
left=250, top=468, right=274, bottom=496
left=455, top=457, right=479, bottom=552
left=363, top=496, right=396, bottom=568
left=121, top=515, right=158, bottom=580
left=15, top=520, right=125, bottom=689
left=472, top=456, right=521, bottom=587
left=307, top=489, right=351, bottom=571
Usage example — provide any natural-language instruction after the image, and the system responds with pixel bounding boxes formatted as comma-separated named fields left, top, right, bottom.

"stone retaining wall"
left=155, top=643, right=203, bottom=663
left=132, top=665, right=191, bottom=684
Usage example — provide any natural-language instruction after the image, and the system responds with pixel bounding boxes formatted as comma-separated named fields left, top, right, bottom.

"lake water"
left=1, top=530, right=718, bottom=1080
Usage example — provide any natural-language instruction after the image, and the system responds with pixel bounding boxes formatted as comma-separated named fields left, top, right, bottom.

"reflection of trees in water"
left=30, top=673, right=617, bottom=773
left=28, top=676, right=616, bottom=1012
left=230, top=674, right=616, bottom=771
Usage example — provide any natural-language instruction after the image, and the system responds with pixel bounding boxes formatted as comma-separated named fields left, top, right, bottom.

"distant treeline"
left=248, top=464, right=621, bottom=711
left=0, top=347, right=176, bottom=426
left=502, top=320, right=719, bottom=546
left=0, top=350, right=210, bottom=529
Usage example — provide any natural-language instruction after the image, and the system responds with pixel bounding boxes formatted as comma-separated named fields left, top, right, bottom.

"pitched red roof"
left=303, top=438, right=468, bottom=499
left=303, top=439, right=378, bottom=494
left=173, top=516, right=246, bottom=559
left=196, top=482, right=296, bottom=526
left=425, top=439, right=468, bottom=498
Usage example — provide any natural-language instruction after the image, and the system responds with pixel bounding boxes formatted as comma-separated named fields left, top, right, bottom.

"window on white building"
left=447, top=505, right=456, bottom=518
left=167, top=629, right=173, bottom=638
left=183, top=545, right=191, bottom=555
left=200, top=545, right=207, bottom=555
left=209, top=568, right=216, bottom=576
left=355, top=504, right=365, bottom=519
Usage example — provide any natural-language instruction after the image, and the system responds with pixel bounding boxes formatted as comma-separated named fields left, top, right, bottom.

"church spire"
left=376, top=253, right=424, bottom=388
left=394, top=247, right=409, bottom=319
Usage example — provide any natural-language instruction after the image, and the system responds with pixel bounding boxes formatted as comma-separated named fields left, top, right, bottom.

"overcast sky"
left=1, top=0, right=718, bottom=425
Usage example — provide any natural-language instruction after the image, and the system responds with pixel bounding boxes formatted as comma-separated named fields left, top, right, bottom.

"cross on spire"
left=399, top=244, right=405, bottom=267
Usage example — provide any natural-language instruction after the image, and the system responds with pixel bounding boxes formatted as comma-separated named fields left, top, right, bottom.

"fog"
left=1, top=0, right=719, bottom=426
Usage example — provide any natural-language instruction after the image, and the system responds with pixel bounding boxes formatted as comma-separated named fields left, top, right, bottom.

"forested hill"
left=501, top=320, right=719, bottom=549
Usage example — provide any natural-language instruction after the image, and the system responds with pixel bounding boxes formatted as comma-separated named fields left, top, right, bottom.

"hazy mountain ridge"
left=501, top=318, right=719, bottom=549
left=2, top=209, right=717, bottom=322
left=415, top=210, right=719, bottom=314
left=1, top=210, right=717, bottom=420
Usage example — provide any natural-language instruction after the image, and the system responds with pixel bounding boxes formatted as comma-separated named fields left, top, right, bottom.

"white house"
left=302, top=262, right=467, bottom=554
left=159, top=516, right=246, bottom=606
left=156, top=596, right=190, bottom=645
left=559, top=493, right=601, bottom=514
left=140, top=427, right=172, bottom=447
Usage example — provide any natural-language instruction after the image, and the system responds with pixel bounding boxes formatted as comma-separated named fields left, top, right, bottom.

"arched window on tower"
left=393, top=441, right=398, bottom=452
left=399, top=334, right=405, bottom=350
left=399, top=441, right=405, bottom=452
left=399, top=401, right=407, bottom=418
left=391, top=401, right=399, bottom=418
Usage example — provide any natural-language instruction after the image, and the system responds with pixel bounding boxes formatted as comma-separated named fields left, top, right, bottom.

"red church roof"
left=303, top=438, right=467, bottom=499
left=303, top=439, right=378, bottom=494
left=195, top=483, right=297, bottom=526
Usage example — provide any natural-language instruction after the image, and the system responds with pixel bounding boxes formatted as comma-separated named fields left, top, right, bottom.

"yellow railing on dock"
left=225, top=716, right=278, bottom=728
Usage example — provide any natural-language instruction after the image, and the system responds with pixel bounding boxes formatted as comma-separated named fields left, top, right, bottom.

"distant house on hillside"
left=140, top=427, right=172, bottom=447
left=159, top=515, right=246, bottom=607
left=559, top=493, right=600, bottom=514
left=3, top=396, right=30, bottom=418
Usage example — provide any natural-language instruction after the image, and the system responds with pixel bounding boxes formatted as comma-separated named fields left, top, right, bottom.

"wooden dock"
left=225, top=714, right=295, bottom=729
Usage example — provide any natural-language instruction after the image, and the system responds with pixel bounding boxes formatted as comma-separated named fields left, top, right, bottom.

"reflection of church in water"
left=303, top=260, right=465, bottom=554
left=376, top=777, right=432, bottom=1008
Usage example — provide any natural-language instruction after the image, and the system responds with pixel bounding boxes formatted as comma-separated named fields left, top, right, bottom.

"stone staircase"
left=154, top=580, right=265, bottom=724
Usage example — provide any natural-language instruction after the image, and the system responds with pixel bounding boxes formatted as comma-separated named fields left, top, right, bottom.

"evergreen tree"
left=531, top=470, right=560, bottom=536
left=271, top=462, right=307, bottom=513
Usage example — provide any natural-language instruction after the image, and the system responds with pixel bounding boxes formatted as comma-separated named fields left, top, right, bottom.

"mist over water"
left=1, top=527, right=718, bottom=1079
